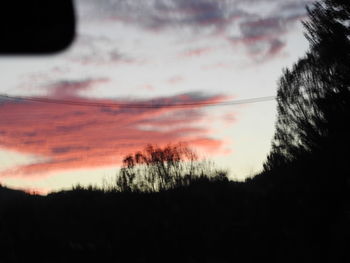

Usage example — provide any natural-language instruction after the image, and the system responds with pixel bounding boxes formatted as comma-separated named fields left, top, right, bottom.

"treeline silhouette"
left=0, top=0, right=349, bottom=262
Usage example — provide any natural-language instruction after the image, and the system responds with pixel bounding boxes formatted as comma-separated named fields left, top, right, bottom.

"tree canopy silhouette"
left=264, top=0, right=350, bottom=175
left=116, top=143, right=227, bottom=192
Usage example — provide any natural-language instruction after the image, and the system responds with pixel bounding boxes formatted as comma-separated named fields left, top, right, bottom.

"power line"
left=0, top=94, right=275, bottom=109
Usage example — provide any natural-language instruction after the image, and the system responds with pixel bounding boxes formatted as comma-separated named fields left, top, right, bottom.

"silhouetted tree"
left=264, top=0, right=350, bottom=174
left=116, top=143, right=227, bottom=192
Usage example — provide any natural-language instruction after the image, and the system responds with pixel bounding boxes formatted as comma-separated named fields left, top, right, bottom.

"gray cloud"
left=79, top=0, right=244, bottom=30
left=51, top=146, right=91, bottom=154
left=77, top=0, right=315, bottom=59
left=239, top=17, right=285, bottom=41
left=233, top=16, right=288, bottom=57
left=68, top=34, right=133, bottom=65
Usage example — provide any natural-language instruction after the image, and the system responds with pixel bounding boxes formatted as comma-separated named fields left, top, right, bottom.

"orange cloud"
left=0, top=82, right=232, bottom=177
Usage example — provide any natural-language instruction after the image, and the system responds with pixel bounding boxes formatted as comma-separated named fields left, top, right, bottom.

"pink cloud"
left=168, top=76, right=184, bottom=85
left=223, top=113, right=236, bottom=125
left=180, top=47, right=213, bottom=58
left=48, top=78, right=109, bottom=98
left=0, top=81, right=232, bottom=177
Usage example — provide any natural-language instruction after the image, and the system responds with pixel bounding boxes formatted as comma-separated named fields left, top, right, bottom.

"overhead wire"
left=0, top=94, right=275, bottom=109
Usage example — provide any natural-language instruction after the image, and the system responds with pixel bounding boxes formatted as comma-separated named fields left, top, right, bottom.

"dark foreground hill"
left=0, top=173, right=349, bottom=263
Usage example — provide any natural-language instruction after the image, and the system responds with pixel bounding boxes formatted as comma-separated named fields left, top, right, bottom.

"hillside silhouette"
left=1, top=166, right=349, bottom=263
left=1, top=0, right=349, bottom=262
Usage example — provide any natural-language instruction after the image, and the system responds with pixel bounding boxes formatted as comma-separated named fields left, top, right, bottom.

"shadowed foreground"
left=0, top=164, right=349, bottom=263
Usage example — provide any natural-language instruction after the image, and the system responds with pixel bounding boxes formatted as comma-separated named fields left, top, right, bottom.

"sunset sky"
left=0, top=0, right=315, bottom=194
